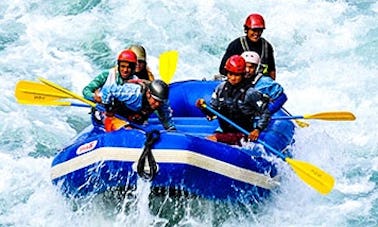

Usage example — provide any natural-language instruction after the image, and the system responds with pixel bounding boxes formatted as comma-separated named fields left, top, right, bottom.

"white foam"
left=1, top=0, right=377, bottom=226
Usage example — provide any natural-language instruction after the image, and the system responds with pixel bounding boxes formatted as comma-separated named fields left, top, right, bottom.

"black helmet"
left=148, top=80, right=169, bottom=101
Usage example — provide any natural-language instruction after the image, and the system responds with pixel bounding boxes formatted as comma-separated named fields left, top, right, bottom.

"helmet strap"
left=243, top=25, right=248, bottom=34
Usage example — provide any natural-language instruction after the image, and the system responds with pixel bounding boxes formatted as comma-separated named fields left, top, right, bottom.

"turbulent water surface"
left=0, top=0, right=377, bottom=226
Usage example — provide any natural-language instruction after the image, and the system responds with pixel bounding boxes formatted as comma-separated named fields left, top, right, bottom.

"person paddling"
left=197, top=55, right=271, bottom=145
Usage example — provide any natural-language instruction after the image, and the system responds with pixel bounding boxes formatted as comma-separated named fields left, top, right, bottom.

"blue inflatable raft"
left=50, top=80, right=295, bottom=202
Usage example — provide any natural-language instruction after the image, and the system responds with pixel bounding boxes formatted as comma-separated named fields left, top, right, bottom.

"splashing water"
left=1, top=0, right=377, bottom=226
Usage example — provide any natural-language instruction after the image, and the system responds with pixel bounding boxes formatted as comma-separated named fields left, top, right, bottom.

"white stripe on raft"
left=51, top=147, right=280, bottom=190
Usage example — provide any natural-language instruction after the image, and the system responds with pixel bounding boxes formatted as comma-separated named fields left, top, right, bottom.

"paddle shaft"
left=16, top=79, right=354, bottom=122
left=202, top=104, right=286, bottom=159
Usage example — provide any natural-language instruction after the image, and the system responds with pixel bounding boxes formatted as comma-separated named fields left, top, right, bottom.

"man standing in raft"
left=219, top=13, right=276, bottom=80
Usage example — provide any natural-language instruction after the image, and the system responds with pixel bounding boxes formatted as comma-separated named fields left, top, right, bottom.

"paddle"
left=269, top=111, right=355, bottom=121
left=15, top=80, right=72, bottom=102
left=15, top=81, right=355, bottom=122
left=15, top=80, right=91, bottom=107
left=15, top=79, right=355, bottom=122
left=36, top=77, right=155, bottom=133
left=159, top=50, right=179, bottom=84
left=282, top=107, right=310, bottom=128
left=198, top=103, right=335, bottom=195
left=17, top=99, right=90, bottom=107
left=293, top=120, right=309, bottom=128
left=37, top=77, right=96, bottom=106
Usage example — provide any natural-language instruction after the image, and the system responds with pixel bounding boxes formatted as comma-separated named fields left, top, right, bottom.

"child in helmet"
left=219, top=13, right=276, bottom=80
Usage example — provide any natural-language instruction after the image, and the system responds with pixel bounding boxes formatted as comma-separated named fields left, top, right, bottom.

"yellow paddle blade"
left=294, top=119, right=310, bottom=128
left=159, top=50, right=178, bottom=84
left=303, top=111, right=356, bottom=121
left=15, top=80, right=72, bottom=104
left=286, top=158, right=335, bottom=195
left=17, top=99, right=73, bottom=106
left=38, top=77, right=96, bottom=107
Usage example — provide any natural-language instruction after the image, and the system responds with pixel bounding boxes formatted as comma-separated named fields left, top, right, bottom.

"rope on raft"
left=137, top=129, right=160, bottom=180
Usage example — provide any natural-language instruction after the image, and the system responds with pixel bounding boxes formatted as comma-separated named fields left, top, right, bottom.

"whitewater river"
left=0, top=0, right=377, bottom=226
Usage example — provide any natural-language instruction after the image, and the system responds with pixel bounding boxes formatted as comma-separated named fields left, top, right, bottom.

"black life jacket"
left=216, top=81, right=255, bottom=132
left=240, top=36, right=269, bottom=73
left=240, top=36, right=268, bottom=61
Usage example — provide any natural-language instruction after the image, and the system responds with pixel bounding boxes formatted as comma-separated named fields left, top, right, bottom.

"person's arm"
left=102, top=83, right=143, bottom=118
left=255, top=96, right=271, bottom=132
left=248, top=100, right=270, bottom=141
left=82, top=71, right=109, bottom=101
left=195, top=98, right=216, bottom=120
left=243, top=89, right=271, bottom=140
left=196, top=81, right=227, bottom=121
left=156, top=101, right=176, bottom=130
left=102, top=83, right=141, bottom=107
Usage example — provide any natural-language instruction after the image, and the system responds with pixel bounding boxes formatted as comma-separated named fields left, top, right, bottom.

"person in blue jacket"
left=197, top=55, right=271, bottom=146
left=101, top=79, right=176, bottom=132
left=241, top=51, right=287, bottom=114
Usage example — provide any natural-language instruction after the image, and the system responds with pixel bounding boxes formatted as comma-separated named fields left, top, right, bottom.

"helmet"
left=241, top=51, right=260, bottom=65
left=244, top=13, right=265, bottom=29
left=117, top=49, right=137, bottom=63
left=148, top=80, right=169, bottom=101
left=224, top=55, right=246, bottom=74
left=128, top=44, right=146, bottom=62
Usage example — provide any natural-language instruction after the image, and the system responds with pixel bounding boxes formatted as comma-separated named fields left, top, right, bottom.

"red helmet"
left=244, top=13, right=265, bottom=29
left=224, top=55, right=246, bottom=74
left=117, top=49, right=137, bottom=63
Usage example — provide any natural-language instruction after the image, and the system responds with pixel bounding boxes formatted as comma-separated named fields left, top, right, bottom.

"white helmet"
left=241, top=51, right=260, bottom=65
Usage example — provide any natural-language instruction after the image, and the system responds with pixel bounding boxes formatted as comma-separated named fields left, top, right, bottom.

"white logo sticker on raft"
left=76, top=140, right=98, bottom=155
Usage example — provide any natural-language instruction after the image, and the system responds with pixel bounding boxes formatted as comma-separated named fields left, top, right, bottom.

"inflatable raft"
left=50, top=80, right=295, bottom=202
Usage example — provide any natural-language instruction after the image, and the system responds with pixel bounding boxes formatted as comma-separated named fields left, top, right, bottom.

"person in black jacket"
left=219, top=13, right=276, bottom=80
left=198, top=55, right=270, bottom=146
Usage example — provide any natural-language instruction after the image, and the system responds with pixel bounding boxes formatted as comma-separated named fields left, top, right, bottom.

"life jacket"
left=98, top=67, right=132, bottom=97
left=215, top=81, right=255, bottom=132
left=104, top=67, right=138, bottom=86
left=103, top=67, right=118, bottom=87
left=240, top=36, right=269, bottom=74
